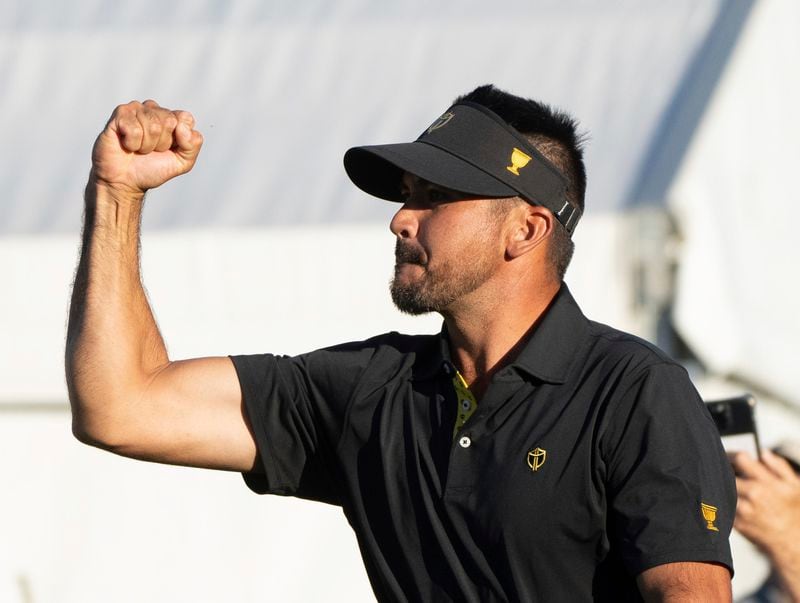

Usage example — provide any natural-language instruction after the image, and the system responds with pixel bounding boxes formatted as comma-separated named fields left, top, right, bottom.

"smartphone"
left=705, top=394, right=761, bottom=459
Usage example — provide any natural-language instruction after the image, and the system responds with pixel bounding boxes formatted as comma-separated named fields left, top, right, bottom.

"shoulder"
left=578, top=319, right=693, bottom=393
left=232, top=332, right=443, bottom=425
left=233, top=331, right=441, bottom=391
left=312, top=331, right=440, bottom=365
left=320, top=331, right=440, bottom=354
left=572, top=319, right=705, bottom=434
left=585, top=319, right=676, bottom=368
left=294, top=331, right=442, bottom=383
left=580, top=323, right=714, bottom=458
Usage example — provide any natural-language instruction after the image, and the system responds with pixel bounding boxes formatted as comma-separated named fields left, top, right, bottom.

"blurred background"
left=1, top=0, right=798, bottom=600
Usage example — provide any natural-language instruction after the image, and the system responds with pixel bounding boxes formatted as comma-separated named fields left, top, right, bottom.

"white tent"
left=668, top=0, right=800, bottom=408
left=1, top=1, right=797, bottom=601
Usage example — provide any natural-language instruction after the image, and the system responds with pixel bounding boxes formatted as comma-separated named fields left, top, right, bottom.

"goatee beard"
left=389, top=237, right=499, bottom=316
left=390, top=240, right=434, bottom=315
left=390, top=278, right=438, bottom=316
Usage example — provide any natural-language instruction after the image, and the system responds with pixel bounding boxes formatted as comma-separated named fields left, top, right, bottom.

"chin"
left=393, top=264, right=424, bottom=285
left=389, top=280, right=435, bottom=316
left=391, top=297, right=436, bottom=316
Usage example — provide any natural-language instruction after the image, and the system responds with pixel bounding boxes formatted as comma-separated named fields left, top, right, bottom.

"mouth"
left=394, top=240, right=427, bottom=267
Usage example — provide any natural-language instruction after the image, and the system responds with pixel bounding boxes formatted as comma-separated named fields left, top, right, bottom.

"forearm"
left=66, top=177, right=169, bottom=446
left=767, top=544, right=800, bottom=601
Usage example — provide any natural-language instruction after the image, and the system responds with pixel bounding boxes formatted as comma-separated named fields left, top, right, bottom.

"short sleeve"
left=230, top=336, right=398, bottom=505
left=599, top=362, right=736, bottom=576
left=230, top=353, right=342, bottom=504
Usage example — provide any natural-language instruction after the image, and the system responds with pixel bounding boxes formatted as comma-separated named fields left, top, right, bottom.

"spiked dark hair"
left=454, top=85, right=587, bottom=280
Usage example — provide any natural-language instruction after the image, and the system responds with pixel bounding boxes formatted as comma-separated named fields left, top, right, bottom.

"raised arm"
left=66, top=100, right=258, bottom=472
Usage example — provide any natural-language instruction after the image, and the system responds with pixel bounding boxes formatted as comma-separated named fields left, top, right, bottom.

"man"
left=67, top=85, right=735, bottom=601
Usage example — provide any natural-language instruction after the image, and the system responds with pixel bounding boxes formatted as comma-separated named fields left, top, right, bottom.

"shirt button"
left=459, top=436, right=472, bottom=448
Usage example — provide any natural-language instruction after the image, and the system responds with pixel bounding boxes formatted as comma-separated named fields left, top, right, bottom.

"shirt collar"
left=410, top=331, right=451, bottom=381
left=412, top=284, right=588, bottom=384
left=507, top=284, right=589, bottom=384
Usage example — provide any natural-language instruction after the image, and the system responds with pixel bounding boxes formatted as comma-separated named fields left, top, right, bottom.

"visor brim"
left=343, top=142, right=518, bottom=202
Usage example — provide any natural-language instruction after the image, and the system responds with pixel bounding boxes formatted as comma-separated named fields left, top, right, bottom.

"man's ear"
left=506, top=204, right=553, bottom=259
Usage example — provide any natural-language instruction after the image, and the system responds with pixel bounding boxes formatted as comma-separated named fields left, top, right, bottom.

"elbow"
left=67, top=381, right=102, bottom=447
left=66, top=362, right=169, bottom=456
left=71, top=412, right=100, bottom=447
left=70, top=407, right=117, bottom=451
left=66, top=369, right=139, bottom=452
left=68, top=391, right=129, bottom=453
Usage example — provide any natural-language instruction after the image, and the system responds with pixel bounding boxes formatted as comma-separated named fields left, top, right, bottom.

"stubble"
left=390, top=233, right=500, bottom=316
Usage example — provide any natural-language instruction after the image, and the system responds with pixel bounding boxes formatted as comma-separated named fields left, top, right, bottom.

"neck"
left=442, top=279, right=561, bottom=399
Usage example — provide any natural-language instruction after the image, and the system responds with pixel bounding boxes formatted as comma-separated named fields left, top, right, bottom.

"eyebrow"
left=400, top=174, right=483, bottom=204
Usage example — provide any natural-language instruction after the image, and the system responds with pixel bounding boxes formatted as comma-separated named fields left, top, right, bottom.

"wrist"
left=85, top=173, right=146, bottom=241
left=88, top=170, right=146, bottom=206
left=763, top=537, right=800, bottom=567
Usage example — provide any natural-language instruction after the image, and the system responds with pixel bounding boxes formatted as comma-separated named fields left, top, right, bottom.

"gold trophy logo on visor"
left=506, top=147, right=532, bottom=176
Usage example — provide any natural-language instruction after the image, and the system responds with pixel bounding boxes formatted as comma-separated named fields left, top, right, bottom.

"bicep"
left=109, top=356, right=258, bottom=472
left=637, top=562, right=731, bottom=602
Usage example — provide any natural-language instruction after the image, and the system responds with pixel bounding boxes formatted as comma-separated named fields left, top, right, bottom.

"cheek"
left=452, top=219, right=503, bottom=255
left=419, top=207, right=503, bottom=259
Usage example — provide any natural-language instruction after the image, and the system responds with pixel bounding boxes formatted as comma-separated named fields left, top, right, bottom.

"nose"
left=389, top=203, right=419, bottom=240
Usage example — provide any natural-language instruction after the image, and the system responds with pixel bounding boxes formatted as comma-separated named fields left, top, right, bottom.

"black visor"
left=343, top=102, right=581, bottom=235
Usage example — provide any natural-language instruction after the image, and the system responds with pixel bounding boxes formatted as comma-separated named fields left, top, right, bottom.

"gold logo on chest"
left=527, top=447, right=547, bottom=472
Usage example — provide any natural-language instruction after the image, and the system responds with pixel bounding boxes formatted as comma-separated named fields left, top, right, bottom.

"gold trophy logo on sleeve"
left=700, top=503, right=719, bottom=531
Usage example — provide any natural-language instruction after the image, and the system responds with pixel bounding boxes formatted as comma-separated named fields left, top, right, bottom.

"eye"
left=427, top=188, right=450, bottom=203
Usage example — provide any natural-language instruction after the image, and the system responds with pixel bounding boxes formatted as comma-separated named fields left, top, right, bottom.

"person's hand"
left=91, top=100, right=203, bottom=197
left=731, top=449, right=800, bottom=559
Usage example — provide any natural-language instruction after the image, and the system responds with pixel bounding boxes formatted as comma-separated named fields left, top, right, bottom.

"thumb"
left=174, top=121, right=204, bottom=165
left=762, top=449, right=798, bottom=482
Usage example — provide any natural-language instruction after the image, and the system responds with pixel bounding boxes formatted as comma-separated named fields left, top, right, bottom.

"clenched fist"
left=91, top=100, right=203, bottom=196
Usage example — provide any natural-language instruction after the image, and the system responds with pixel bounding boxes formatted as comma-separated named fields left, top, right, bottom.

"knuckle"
left=123, top=123, right=143, bottom=140
left=113, top=101, right=136, bottom=118
left=175, top=110, right=194, bottom=126
left=147, top=119, right=162, bottom=136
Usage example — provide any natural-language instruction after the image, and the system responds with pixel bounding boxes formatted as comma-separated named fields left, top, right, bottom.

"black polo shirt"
left=231, top=285, right=735, bottom=602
